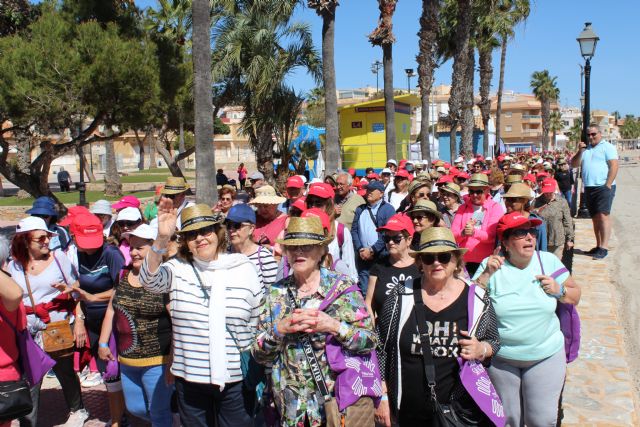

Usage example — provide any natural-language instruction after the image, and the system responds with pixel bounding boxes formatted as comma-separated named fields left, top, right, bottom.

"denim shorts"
left=585, top=185, right=616, bottom=216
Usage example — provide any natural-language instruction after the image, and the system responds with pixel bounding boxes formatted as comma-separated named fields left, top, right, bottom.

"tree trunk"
left=253, top=127, right=276, bottom=184
left=192, top=0, right=217, bottom=205
left=383, top=43, right=396, bottom=161
left=322, top=11, right=340, bottom=175
left=478, top=45, right=493, bottom=157
left=553, top=129, right=557, bottom=150
left=417, top=0, right=439, bottom=163
left=460, top=48, right=474, bottom=157
left=134, top=130, right=145, bottom=171
left=104, top=139, right=122, bottom=197
left=495, top=38, right=507, bottom=156
left=148, top=128, right=157, bottom=169
left=15, top=132, right=31, bottom=199
left=541, top=99, right=550, bottom=151
left=178, top=110, right=186, bottom=170
left=81, top=146, right=96, bottom=182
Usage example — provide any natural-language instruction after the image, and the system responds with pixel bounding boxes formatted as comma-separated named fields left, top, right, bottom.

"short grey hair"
left=336, top=170, right=353, bottom=186
left=0, top=234, right=10, bottom=266
left=588, top=123, right=601, bottom=133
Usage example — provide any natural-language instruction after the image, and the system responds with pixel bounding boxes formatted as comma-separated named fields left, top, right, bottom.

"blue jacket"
left=351, top=200, right=396, bottom=259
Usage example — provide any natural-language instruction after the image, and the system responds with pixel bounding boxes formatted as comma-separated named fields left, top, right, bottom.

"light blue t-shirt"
left=581, top=140, right=618, bottom=187
left=473, top=251, right=569, bottom=361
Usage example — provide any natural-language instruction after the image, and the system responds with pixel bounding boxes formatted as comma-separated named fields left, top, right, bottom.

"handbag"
left=0, top=379, right=33, bottom=422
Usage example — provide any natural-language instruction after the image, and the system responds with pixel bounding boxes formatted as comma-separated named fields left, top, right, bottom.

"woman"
left=375, top=227, right=500, bottom=426
left=365, top=214, right=418, bottom=320
left=90, top=199, right=114, bottom=237
left=227, top=203, right=278, bottom=287
left=396, top=178, right=431, bottom=213
left=473, top=212, right=581, bottom=427
left=214, top=185, right=236, bottom=215
left=407, top=199, right=442, bottom=249
left=70, top=213, right=127, bottom=427
left=140, top=201, right=263, bottom=427
left=437, top=182, right=462, bottom=228
left=252, top=216, right=377, bottom=427
left=97, top=224, right=173, bottom=426
left=502, top=183, right=548, bottom=251
left=7, top=217, right=89, bottom=426
left=533, top=178, right=574, bottom=259
left=489, top=169, right=506, bottom=208
left=109, top=207, right=145, bottom=266
left=238, top=162, right=248, bottom=189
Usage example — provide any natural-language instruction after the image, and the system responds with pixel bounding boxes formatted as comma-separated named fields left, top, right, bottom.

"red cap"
left=497, top=155, right=505, bottom=162
left=540, top=178, right=557, bottom=194
left=497, top=212, right=543, bottom=240
left=475, top=155, right=485, bottom=161
left=449, top=167, right=460, bottom=176
left=301, top=208, right=331, bottom=232
left=366, top=172, right=380, bottom=180
left=291, top=197, right=306, bottom=212
left=112, top=195, right=140, bottom=211
left=437, top=174, right=454, bottom=185
left=523, top=173, right=537, bottom=183
left=377, top=213, right=414, bottom=235
left=456, top=172, right=470, bottom=180
left=398, top=159, right=408, bottom=168
left=308, top=183, right=335, bottom=199
left=443, top=162, right=451, bottom=169
left=71, top=213, right=104, bottom=249
left=395, top=169, right=410, bottom=179
left=59, top=206, right=91, bottom=227
left=536, top=171, right=549, bottom=179
left=348, top=168, right=356, bottom=177
left=286, top=175, right=304, bottom=189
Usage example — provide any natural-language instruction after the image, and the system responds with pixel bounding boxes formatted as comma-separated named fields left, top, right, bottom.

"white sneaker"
left=78, top=366, right=90, bottom=382
left=61, top=408, right=90, bottom=427
left=80, top=372, right=103, bottom=388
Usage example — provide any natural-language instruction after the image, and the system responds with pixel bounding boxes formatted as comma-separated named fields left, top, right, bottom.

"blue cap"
left=226, top=204, right=256, bottom=225
left=365, top=181, right=385, bottom=193
left=25, top=196, right=58, bottom=217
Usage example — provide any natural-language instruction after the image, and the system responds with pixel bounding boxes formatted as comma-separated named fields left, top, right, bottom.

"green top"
left=143, top=202, right=158, bottom=221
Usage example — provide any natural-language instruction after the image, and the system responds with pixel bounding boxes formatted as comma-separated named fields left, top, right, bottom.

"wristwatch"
left=151, top=245, right=168, bottom=255
left=76, top=313, right=85, bottom=321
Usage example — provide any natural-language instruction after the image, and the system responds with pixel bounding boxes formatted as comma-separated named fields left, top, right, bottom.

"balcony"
left=522, top=114, right=542, bottom=123
left=522, top=129, right=541, bottom=136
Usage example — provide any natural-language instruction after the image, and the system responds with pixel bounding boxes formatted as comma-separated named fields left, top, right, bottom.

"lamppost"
left=576, top=22, right=599, bottom=218
left=371, top=60, right=383, bottom=93
left=77, top=145, right=87, bottom=207
left=405, top=68, right=416, bottom=94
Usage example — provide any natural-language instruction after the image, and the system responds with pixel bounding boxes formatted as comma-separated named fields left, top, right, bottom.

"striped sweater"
left=140, top=253, right=264, bottom=384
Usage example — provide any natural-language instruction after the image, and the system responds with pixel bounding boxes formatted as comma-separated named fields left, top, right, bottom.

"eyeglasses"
left=287, top=244, right=315, bottom=253
left=220, top=197, right=233, bottom=202
left=509, top=227, right=537, bottom=239
left=118, top=220, right=141, bottom=228
left=420, top=252, right=452, bottom=265
left=410, top=213, right=435, bottom=223
left=306, top=196, right=328, bottom=208
left=31, top=235, right=50, bottom=245
left=504, top=197, right=528, bottom=204
left=336, top=182, right=349, bottom=187
left=414, top=192, right=429, bottom=199
left=226, top=221, right=249, bottom=231
left=588, top=132, right=598, bottom=137
left=163, top=194, right=177, bottom=200
left=183, top=225, right=217, bottom=241
left=383, top=234, right=404, bottom=244
left=469, top=189, right=485, bottom=195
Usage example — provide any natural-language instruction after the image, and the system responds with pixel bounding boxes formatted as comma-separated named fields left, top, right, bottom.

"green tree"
left=0, top=0, right=40, bottom=36
left=530, top=70, right=560, bottom=152
left=369, top=0, right=398, bottom=161
left=567, top=117, right=582, bottom=145
left=549, top=110, right=563, bottom=150
left=304, top=87, right=326, bottom=128
left=620, top=115, right=640, bottom=139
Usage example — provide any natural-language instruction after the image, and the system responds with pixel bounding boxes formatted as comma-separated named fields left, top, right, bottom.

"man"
left=250, top=185, right=288, bottom=250
left=380, top=168, right=393, bottom=192
left=248, top=171, right=265, bottom=188
left=351, top=180, right=395, bottom=293
left=571, top=124, right=619, bottom=259
left=160, top=176, right=193, bottom=230
left=57, top=166, right=72, bottom=192
left=334, top=171, right=365, bottom=230
left=216, top=168, right=229, bottom=186
left=387, top=169, right=410, bottom=210
left=278, top=175, right=305, bottom=214
left=26, top=196, right=72, bottom=252
left=554, top=159, right=574, bottom=205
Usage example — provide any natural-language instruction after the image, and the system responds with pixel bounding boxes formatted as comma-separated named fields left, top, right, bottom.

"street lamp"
left=77, top=145, right=87, bottom=207
left=576, top=22, right=599, bottom=218
left=371, top=60, right=383, bottom=93
left=405, top=69, right=416, bottom=94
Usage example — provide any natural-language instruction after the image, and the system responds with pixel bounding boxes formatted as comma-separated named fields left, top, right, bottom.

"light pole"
left=405, top=68, right=416, bottom=94
left=576, top=22, right=599, bottom=219
left=77, top=145, right=87, bottom=207
left=371, top=60, right=383, bottom=93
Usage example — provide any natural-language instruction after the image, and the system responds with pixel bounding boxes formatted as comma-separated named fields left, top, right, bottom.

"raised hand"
left=157, top=196, right=178, bottom=239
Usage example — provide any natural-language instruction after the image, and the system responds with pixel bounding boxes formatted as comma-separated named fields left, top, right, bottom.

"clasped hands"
left=276, top=308, right=340, bottom=336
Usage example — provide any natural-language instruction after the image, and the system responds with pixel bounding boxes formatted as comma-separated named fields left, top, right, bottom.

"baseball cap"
left=72, top=213, right=105, bottom=249
left=365, top=181, right=385, bottom=193
left=386, top=159, right=397, bottom=166
left=59, top=206, right=92, bottom=227
left=286, top=175, right=305, bottom=189
left=115, top=207, right=142, bottom=222
left=437, top=174, right=454, bottom=185
left=112, top=195, right=140, bottom=211
left=301, top=208, right=331, bottom=232
left=347, top=168, right=356, bottom=177
left=366, top=172, right=380, bottom=180
left=395, top=169, right=410, bottom=179
left=377, top=213, right=414, bottom=235
left=540, top=178, right=558, bottom=194
left=291, top=197, right=307, bottom=212
left=90, top=200, right=113, bottom=216
left=16, top=217, right=56, bottom=235
left=381, top=168, right=392, bottom=175
left=122, top=223, right=157, bottom=241
left=497, top=212, right=543, bottom=241
left=523, top=174, right=537, bottom=183
left=249, top=171, right=264, bottom=181
left=226, top=203, right=256, bottom=224
left=308, top=183, right=335, bottom=199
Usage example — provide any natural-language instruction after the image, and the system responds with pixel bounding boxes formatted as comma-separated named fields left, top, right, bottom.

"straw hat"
left=408, top=199, right=442, bottom=219
left=467, top=173, right=489, bottom=188
left=162, top=177, right=190, bottom=195
left=410, top=227, right=467, bottom=256
left=408, top=179, right=430, bottom=196
left=502, top=183, right=533, bottom=199
left=178, top=204, right=225, bottom=233
left=276, top=216, right=329, bottom=246
left=510, top=163, right=527, bottom=173
left=439, top=182, right=461, bottom=198
left=505, top=174, right=524, bottom=185
left=249, top=185, right=287, bottom=205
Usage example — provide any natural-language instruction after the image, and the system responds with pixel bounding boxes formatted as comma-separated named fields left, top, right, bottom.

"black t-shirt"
left=398, top=285, right=469, bottom=421
left=369, top=258, right=420, bottom=317
left=554, top=170, right=573, bottom=192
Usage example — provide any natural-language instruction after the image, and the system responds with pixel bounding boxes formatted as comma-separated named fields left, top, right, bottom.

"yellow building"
left=338, top=94, right=420, bottom=171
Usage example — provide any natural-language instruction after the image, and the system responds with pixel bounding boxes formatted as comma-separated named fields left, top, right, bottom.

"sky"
left=136, top=1, right=638, bottom=116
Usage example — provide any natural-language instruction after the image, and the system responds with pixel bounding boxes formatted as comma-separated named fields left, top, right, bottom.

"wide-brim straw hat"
left=510, top=163, right=527, bottom=173
left=502, top=183, right=533, bottom=199
left=410, top=227, right=467, bottom=256
left=178, top=204, right=225, bottom=233
left=162, top=177, right=190, bottom=195
left=439, top=182, right=461, bottom=198
left=249, top=185, right=287, bottom=205
left=408, top=179, right=431, bottom=195
left=467, top=173, right=489, bottom=188
left=505, top=174, right=524, bottom=185
left=276, top=216, right=330, bottom=246
left=409, top=199, right=442, bottom=219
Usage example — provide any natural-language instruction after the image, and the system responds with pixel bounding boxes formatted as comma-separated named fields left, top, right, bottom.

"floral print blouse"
left=252, top=268, right=377, bottom=427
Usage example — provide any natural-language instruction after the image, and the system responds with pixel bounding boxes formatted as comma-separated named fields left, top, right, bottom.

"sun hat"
left=497, top=212, right=543, bottom=240
left=386, top=159, right=397, bottom=166
left=436, top=166, right=446, bottom=174
left=540, top=178, right=558, bottom=194
left=301, top=208, right=331, bottom=232
left=502, top=183, right=533, bottom=199
left=408, top=180, right=430, bottom=196
left=286, top=175, right=305, bottom=189
left=59, top=206, right=92, bottom=226
left=308, top=183, right=335, bottom=199
left=433, top=160, right=444, bottom=167
left=381, top=168, right=392, bottom=175
left=16, top=217, right=56, bottom=235
left=122, top=223, right=157, bottom=241
left=510, top=163, right=527, bottom=173
left=276, top=216, right=329, bottom=246
left=408, top=199, right=442, bottom=219
left=115, top=207, right=142, bottom=222
left=249, top=185, right=287, bottom=205
left=226, top=203, right=256, bottom=225
left=377, top=213, right=415, bottom=235
left=25, top=197, right=58, bottom=217
left=365, top=180, right=385, bottom=193
left=467, top=173, right=490, bottom=188
left=71, top=214, right=104, bottom=249
left=505, top=174, right=524, bottom=185
left=249, top=171, right=265, bottom=181
left=161, top=177, right=190, bottom=195
left=178, top=204, right=225, bottom=234
left=557, top=158, right=567, bottom=166
left=439, top=182, right=462, bottom=199
left=90, top=200, right=113, bottom=216
left=410, top=227, right=467, bottom=256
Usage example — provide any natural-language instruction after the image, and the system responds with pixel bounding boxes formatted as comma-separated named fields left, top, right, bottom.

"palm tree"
left=530, top=70, right=560, bottom=152
left=416, top=0, right=441, bottom=163
left=192, top=0, right=217, bottom=205
left=494, top=0, right=530, bottom=154
left=104, top=139, right=122, bottom=197
left=369, top=0, right=398, bottom=161
left=549, top=110, right=563, bottom=150
left=308, top=0, right=340, bottom=174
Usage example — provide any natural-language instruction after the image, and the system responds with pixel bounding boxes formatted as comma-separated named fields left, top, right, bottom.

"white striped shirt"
left=140, top=254, right=264, bottom=384
left=247, top=246, right=278, bottom=287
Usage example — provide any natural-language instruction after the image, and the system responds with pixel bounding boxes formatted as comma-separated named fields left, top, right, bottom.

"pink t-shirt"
left=0, top=302, right=26, bottom=382
left=253, top=214, right=287, bottom=247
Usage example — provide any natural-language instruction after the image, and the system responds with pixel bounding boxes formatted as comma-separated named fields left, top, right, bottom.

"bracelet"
left=380, top=395, right=389, bottom=401
left=553, top=283, right=565, bottom=299
left=151, top=245, right=168, bottom=255
left=480, top=342, right=488, bottom=361
left=98, top=342, right=109, bottom=348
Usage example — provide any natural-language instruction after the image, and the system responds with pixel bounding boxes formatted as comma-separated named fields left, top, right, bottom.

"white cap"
left=536, top=158, right=544, bottom=164
left=309, top=177, right=323, bottom=184
left=90, top=200, right=112, bottom=216
left=485, top=156, right=493, bottom=161
left=386, top=159, right=397, bottom=166
left=122, top=223, right=157, bottom=241
left=381, top=168, right=392, bottom=175
left=16, top=217, right=56, bottom=235
left=467, top=159, right=475, bottom=165
left=543, top=161, right=552, bottom=168
left=115, top=207, right=142, bottom=222
left=422, top=159, right=429, bottom=166
left=298, top=174, right=307, bottom=184
left=249, top=171, right=264, bottom=180
left=454, top=156, right=464, bottom=163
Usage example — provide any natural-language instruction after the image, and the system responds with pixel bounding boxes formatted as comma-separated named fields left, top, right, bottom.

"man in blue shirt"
left=571, top=124, right=619, bottom=259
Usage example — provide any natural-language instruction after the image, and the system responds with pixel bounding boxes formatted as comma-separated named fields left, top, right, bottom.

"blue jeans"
left=120, top=364, right=174, bottom=427
left=562, top=190, right=572, bottom=206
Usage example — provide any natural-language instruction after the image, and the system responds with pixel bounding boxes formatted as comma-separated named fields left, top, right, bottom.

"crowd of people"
left=0, top=123, right=620, bottom=426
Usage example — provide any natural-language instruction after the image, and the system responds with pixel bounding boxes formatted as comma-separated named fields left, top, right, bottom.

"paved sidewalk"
left=562, top=218, right=639, bottom=426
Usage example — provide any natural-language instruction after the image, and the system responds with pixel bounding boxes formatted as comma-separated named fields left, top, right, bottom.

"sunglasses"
left=306, top=196, right=328, bottom=208
left=588, top=132, right=598, bottom=137
left=226, top=221, right=249, bottom=231
left=163, top=194, right=177, bottom=200
left=509, top=227, right=537, bottom=239
left=287, top=244, right=315, bottom=253
left=220, top=197, right=233, bottom=202
left=118, top=220, right=141, bottom=228
left=410, top=213, right=435, bottom=223
left=414, top=192, right=429, bottom=198
left=183, top=225, right=217, bottom=241
left=383, top=234, right=404, bottom=244
left=469, top=189, right=485, bottom=195
left=420, top=252, right=452, bottom=265
left=31, top=235, right=50, bottom=245
left=504, top=197, right=528, bottom=204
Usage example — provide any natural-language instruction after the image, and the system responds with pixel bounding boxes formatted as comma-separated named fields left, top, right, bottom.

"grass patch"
left=130, top=168, right=195, bottom=174
left=0, top=191, right=156, bottom=207
left=120, top=175, right=169, bottom=183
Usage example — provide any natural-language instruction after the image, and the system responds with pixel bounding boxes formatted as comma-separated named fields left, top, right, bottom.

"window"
left=505, top=112, right=512, bottom=118
left=505, top=125, right=512, bottom=132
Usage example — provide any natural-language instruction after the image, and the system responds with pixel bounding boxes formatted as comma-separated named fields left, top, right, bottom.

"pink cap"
left=377, top=213, right=415, bottom=235
left=286, top=175, right=305, bottom=189
left=540, top=178, right=557, bottom=194
left=112, top=195, right=140, bottom=211
left=301, top=208, right=331, bottom=231
left=308, top=183, right=335, bottom=199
